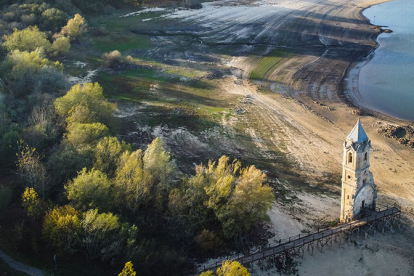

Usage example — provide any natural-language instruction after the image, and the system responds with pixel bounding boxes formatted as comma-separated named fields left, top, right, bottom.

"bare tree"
left=16, top=141, right=49, bottom=198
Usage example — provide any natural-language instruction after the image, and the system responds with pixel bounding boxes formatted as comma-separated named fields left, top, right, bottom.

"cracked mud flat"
left=116, top=0, right=414, bottom=273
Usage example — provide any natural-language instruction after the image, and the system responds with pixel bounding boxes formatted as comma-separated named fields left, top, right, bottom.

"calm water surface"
left=358, top=0, right=414, bottom=121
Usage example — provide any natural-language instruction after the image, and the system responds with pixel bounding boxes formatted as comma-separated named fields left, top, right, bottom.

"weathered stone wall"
left=353, top=184, right=376, bottom=214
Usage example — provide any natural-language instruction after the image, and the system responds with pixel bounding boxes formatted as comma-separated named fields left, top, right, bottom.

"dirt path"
left=0, top=249, right=45, bottom=276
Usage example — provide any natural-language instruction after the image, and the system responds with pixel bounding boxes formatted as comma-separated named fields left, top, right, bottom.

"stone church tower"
left=340, top=120, right=377, bottom=222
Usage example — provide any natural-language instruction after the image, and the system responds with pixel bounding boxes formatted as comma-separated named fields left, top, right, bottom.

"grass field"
left=249, top=49, right=291, bottom=81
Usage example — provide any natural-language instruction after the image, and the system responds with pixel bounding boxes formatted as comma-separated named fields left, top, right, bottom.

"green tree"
left=143, top=137, right=176, bottom=210
left=43, top=205, right=81, bottom=253
left=217, top=260, right=250, bottom=276
left=119, top=261, right=136, bottom=276
left=168, top=173, right=210, bottom=231
left=47, top=144, right=94, bottom=187
left=51, top=36, right=71, bottom=56
left=186, top=156, right=238, bottom=218
left=94, top=136, right=131, bottom=178
left=41, top=8, right=68, bottom=32
left=60, top=14, right=86, bottom=42
left=1, top=48, right=63, bottom=96
left=2, top=26, right=51, bottom=53
left=203, top=156, right=239, bottom=214
left=219, top=166, right=273, bottom=237
left=80, top=209, right=120, bottom=259
left=175, top=156, right=274, bottom=240
left=66, top=122, right=110, bottom=145
left=65, top=168, right=113, bottom=211
left=22, top=187, right=41, bottom=219
left=54, top=82, right=116, bottom=127
left=114, top=150, right=152, bottom=211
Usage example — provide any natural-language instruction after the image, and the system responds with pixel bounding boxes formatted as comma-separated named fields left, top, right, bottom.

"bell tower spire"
left=340, top=120, right=377, bottom=222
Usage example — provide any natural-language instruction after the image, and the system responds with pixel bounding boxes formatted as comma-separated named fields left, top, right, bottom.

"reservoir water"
left=358, top=0, right=414, bottom=121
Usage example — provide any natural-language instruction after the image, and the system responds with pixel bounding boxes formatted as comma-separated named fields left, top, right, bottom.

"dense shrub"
left=102, top=50, right=133, bottom=68
left=40, top=8, right=68, bottom=32
left=65, top=168, right=113, bottom=211
left=2, top=26, right=51, bottom=53
left=1, top=48, right=63, bottom=96
left=60, top=13, right=86, bottom=42
left=47, top=144, right=94, bottom=186
left=51, top=36, right=71, bottom=56
left=54, top=82, right=116, bottom=127
left=66, top=122, right=110, bottom=145
left=43, top=205, right=81, bottom=252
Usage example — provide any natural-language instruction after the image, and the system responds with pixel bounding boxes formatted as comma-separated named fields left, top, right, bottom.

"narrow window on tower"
left=364, top=152, right=368, bottom=161
left=348, top=152, right=353, bottom=163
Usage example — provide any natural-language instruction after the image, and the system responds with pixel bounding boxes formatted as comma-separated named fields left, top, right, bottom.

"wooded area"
left=0, top=1, right=275, bottom=275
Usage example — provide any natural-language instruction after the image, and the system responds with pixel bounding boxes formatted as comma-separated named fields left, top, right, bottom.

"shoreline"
left=342, top=0, right=414, bottom=123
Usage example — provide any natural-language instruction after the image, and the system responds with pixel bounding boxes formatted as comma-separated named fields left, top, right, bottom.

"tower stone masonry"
left=340, top=120, right=378, bottom=222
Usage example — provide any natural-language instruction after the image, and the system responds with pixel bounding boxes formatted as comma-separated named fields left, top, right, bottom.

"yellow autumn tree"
left=60, top=14, right=87, bottom=42
left=114, top=150, right=152, bottom=211
left=199, top=271, right=214, bottom=276
left=119, top=261, right=136, bottom=276
left=42, top=205, right=81, bottom=252
left=54, top=82, right=116, bottom=127
left=65, top=168, right=113, bottom=211
left=217, top=260, right=250, bottom=276
left=143, top=137, right=176, bottom=210
left=2, top=26, right=51, bottom=53
left=22, top=187, right=41, bottom=219
left=199, top=261, right=250, bottom=276
left=94, top=136, right=131, bottom=178
left=182, top=156, right=274, bottom=238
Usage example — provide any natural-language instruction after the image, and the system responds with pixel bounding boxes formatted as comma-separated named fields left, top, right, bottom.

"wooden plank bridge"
left=193, top=204, right=401, bottom=275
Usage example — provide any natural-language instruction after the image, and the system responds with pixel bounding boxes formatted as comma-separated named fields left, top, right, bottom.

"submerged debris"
left=378, top=124, right=414, bottom=147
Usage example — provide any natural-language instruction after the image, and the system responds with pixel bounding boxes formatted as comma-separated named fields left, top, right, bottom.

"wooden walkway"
left=195, top=204, right=401, bottom=274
